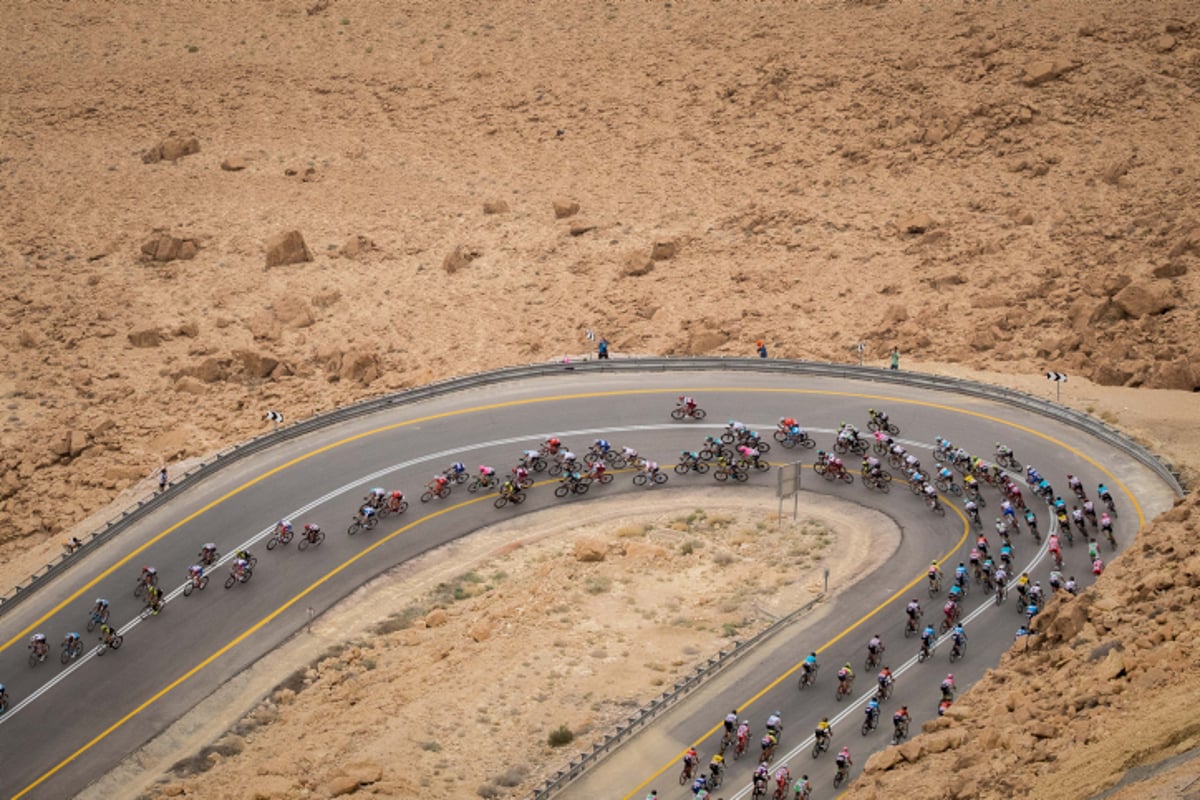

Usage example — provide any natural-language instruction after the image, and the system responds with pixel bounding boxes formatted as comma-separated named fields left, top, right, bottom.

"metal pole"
left=824, top=568, right=830, bottom=594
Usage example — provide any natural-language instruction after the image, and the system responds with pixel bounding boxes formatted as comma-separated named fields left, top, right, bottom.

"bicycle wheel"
left=366, top=516, right=378, bottom=531
left=61, top=646, right=72, bottom=664
left=554, top=484, right=570, bottom=498
left=861, top=718, right=871, bottom=736
left=87, top=615, right=98, bottom=632
left=347, top=521, right=361, bottom=535
left=420, top=491, right=434, bottom=503
left=632, top=473, right=647, bottom=486
left=693, top=408, right=707, bottom=420
left=183, top=581, right=194, bottom=597
left=670, top=408, right=686, bottom=421
left=574, top=482, right=589, bottom=495
left=29, top=651, right=39, bottom=667
left=493, top=495, right=509, bottom=509
left=467, top=479, right=481, bottom=493
left=674, top=463, right=690, bottom=475
left=134, top=582, right=146, bottom=601
left=654, top=471, right=668, bottom=484
left=840, top=472, right=854, bottom=484
left=111, top=635, right=123, bottom=650
left=266, top=535, right=280, bottom=551
left=917, top=646, right=928, bottom=663
left=298, top=534, right=310, bottom=551
left=714, top=469, right=728, bottom=482
left=693, top=461, right=709, bottom=474
left=225, top=575, right=236, bottom=589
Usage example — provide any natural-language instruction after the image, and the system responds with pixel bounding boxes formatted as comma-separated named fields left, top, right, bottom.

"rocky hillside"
left=846, top=491, right=1200, bottom=800
left=1, top=0, right=1199, bottom=569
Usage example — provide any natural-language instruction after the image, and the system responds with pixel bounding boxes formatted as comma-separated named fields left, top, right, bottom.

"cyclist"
left=365, top=488, right=386, bottom=509
left=141, top=565, right=158, bottom=587
left=863, top=697, right=880, bottom=729
left=775, top=765, right=792, bottom=796
left=620, top=445, right=640, bottom=465
left=951, top=624, right=967, bottom=652
left=63, top=631, right=82, bottom=650
left=232, top=556, right=250, bottom=582
left=963, top=498, right=980, bottom=525
left=1048, top=532, right=1062, bottom=565
left=303, top=522, right=322, bottom=542
left=681, top=746, right=698, bottom=779
left=187, top=564, right=204, bottom=585
left=1049, top=569, right=1063, bottom=592
left=975, top=534, right=990, bottom=558
left=1029, top=581, right=1044, bottom=606
left=1082, top=498, right=1097, bottom=525
left=999, top=542, right=1014, bottom=569
left=690, top=773, right=709, bottom=796
left=591, top=438, right=611, bottom=458
left=1088, top=538, right=1100, bottom=563
left=723, top=709, right=739, bottom=736
left=519, top=449, right=542, bottom=469
left=1000, top=498, right=1015, bottom=523
left=954, top=562, right=969, bottom=589
left=92, top=597, right=110, bottom=619
left=943, top=597, right=960, bottom=626
left=793, top=774, right=812, bottom=800
left=752, top=764, right=770, bottom=797
left=835, top=746, right=852, bottom=776
left=928, top=561, right=943, bottom=591
left=1065, top=576, right=1079, bottom=595
left=99, top=622, right=118, bottom=647
left=277, top=518, right=295, bottom=538
left=867, top=634, right=884, bottom=664
left=199, top=543, right=218, bottom=565
left=766, top=710, right=783, bottom=739
left=921, top=624, right=936, bottom=656
left=427, top=475, right=449, bottom=496
left=1092, top=557, right=1105, bottom=576
left=1098, top=483, right=1115, bottom=510
left=708, top=753, right=724, bottom=785
left=1067, top=473, right=1084, bottom=498
left=941, top=673, right=956, bottom=701
left=814, top=716, right=833, bottom=749
left=802, top=651, right=818, bottom=681
left=877, top=665, right=893, bottom=696
left=639, top=460, right=661, bottom=480
left=445, top=461, right=467, bottom=481
left=145, top=584, right=163, bottom=614
left=836, top=663, right=854, bottom=692
left=736, top=719, right=751, bottom=753
left=679, top=395, right=698, bottom=416
left=387, top=490, right=405, bottom=511
left=29, top=632, right=48, bottom=661
left=1100, top=512, right=1114, bottom=537
left=761, top=731, right=778, bottom=762
left=1024, top=508, right=1039, bottom=536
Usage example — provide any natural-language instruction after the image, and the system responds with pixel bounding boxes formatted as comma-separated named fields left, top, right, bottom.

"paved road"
left=0, top=368, right=1178, bottom=799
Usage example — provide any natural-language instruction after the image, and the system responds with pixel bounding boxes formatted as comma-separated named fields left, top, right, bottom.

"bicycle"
left=493, top=490, right=527, bottom=509
left=670, top=404, right=707, bottom=421
left=798, top=663, right=818, bottom=690
left=917, top=640, right=934, bottom=662
left=60, top=637, right=84, bottom=664
left=347, top=514, right=379, bottom=536
left=834, top=761, right=850, bottom=789
left=297, top=527, right=326, bottom=551
left=28, top=644, right=48, bottom=667
left=811, top=730, right=831, bottom=758
left=96, top=633, right=124, bottom=656
left=719, top=729, right=734, bottom=756
left=632, top=470, right=668, bottom=487
left=86, top=608, right=110, bottom=632
left=715, top=464, right=749, bottom=482
left=554, top=479, right=590, bottom=497
left=182, top=573, right=210, bottom=596
left=265, top=524, right=294, bottom=550
left=861, top=707, right=879, bottom=736
left=678, top=760, right=695, bottom=785
left=995, top=582, right=1008, bottom=606
left=420, top=485, right=451, bottom=503
left=225, top=567, right=253, bottom=589
left=467, top=475, right=500, bottom=493
left=891, top=717, right=910, bottom=745
left=673, top=458, right=709, bottom=475
left=949, top=639, right=967, bottom=663
left=835, top=677, right=853, bottom=701
left=864, top=648, right=884, bottom=671
left=928, top=573, right=942, bottom=597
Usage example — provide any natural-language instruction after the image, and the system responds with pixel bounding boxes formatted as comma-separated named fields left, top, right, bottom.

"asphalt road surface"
left=0, top=367, right=1179, bottom=800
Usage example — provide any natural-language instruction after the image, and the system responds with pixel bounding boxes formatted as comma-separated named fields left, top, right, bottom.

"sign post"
left=1045, top=371, right=1067, bottom=403
left=856, top=342, right=865, bottom=366
left=776, top=461, right=803, bottom=527
left=265, top=410, right=284, bottom=430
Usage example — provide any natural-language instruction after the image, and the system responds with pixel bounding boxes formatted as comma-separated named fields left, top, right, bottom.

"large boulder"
left=264, top=230, right=312, bottom=268
left=141, top=233, right=200, bottom=262
left=1113, top=280, right=1174, bottom=318
left=234, top=350, right=281, bottom=380
left=142, top=136, right=200, bottom=164
left=1145, top=357, right=1198, bottom=391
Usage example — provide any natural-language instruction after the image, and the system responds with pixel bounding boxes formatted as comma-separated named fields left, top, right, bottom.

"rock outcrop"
left=141, top=233, right=201, bottom=263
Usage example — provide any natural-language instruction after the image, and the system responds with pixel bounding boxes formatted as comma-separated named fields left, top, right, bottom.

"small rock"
left=175, top=321, right=199, bottom=338
left=553, top=199, right=581, bottom=219
left=1153, top=34, right=1177, bottom=53
left=323, top=774, right=362, bottom=797
left=234, top=350, right=280, bottom=379
left=569, top=223, right=597, bottom=236
left=482, top=199, right=510, bottom=215
left=964, top=129, right=987, bottom=147
left=898, top=213, right=934, bottom=235
left=1167, top=228, right=1200, bottom=258
left=442, top=244, right=481, bottom=274
left=621, top=251, right=654, bottom=277
left=339, top=235, right=378, bottom=259
left=141, top=233, right=201, bottom=262
left=425, top=609, right=449, bottom=628
left=651, top=240, right=677, bottom=261
left=1102, top=647, right=1127, bottom=680
left=574, top=538, right=607, bottom=563
left=1100, top=158, right=1131, bottom=186
left=142, top=135, right=200, bottom=164
left=1151, top=260, right=1187, bottom=279
left=1021, top=60, right=1081, bottom=87
left=1013, top=211, right=1035, bottom=226
left=127, top=328, right=163, bottom=348
left=220, top=157, right=248, bottom=171
left=264, top=230, right=313, bottom=268
left=469, top=621, right=493, bottom=642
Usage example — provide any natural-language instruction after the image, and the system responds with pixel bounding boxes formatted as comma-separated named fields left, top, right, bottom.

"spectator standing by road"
left=757, top=340, right=768, bottom=358
left=158, top=466, right=168, bottom=493
left=598, top=338, right=609, bottom=359
left=890, top=347, right=900, bottom=370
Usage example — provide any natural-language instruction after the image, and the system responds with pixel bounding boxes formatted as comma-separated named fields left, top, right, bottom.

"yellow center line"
left=620, top=485, right=971, bottom=800
left=6, top=384, right=1151, bottom=798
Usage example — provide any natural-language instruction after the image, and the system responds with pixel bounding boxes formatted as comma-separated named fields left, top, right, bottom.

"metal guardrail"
left=528, top=592, right=826, bottom=800
left=0, top=357, right=1185, bottom=619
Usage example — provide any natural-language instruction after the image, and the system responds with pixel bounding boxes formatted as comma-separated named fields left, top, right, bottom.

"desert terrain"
left=1, top=0, right=1198, bottom=797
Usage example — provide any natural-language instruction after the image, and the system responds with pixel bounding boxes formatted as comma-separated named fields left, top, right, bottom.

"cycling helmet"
left=868, top=408, right=875, bottom=415
left=679, top=395, right=685, bottom=401
left=844, top=663, right=852, bottom=670
left=946, top=673, right=954, bottom=680
left=774, top=710, right=781, bottom=717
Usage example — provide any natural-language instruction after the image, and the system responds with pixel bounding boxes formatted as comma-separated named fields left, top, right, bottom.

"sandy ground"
left=79, top=488, right=895, bottom=800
